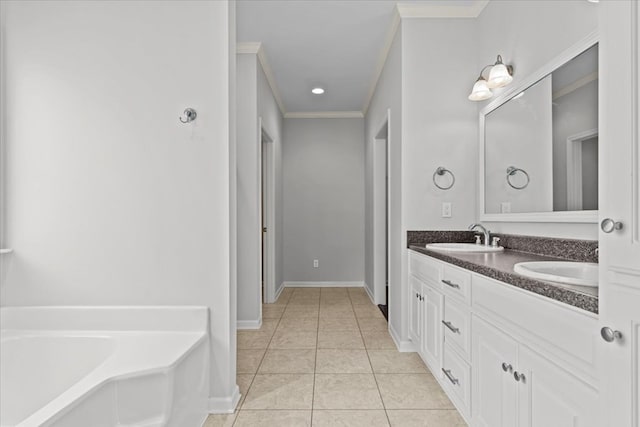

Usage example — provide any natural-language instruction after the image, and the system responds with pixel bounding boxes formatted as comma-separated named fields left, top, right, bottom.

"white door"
left=472, top=316, right=518, bottom=427
left=422, top=285, right=443, bottom=374
left=599, top=2, right=640, bottom=426
left=517, top=346, right=600, bottom=427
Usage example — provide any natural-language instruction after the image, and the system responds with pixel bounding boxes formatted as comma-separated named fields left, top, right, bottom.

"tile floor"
left=204, top=287, right=466, bottom=427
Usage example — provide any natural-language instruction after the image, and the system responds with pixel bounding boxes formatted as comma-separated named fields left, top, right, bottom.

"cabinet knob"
left=513, top=371, right=526, bottom=383
left=601, top=218, right=623, bottom=233
left=501, top=362, right=512, bottom=373
left=601, top=326, right=623, bottom=343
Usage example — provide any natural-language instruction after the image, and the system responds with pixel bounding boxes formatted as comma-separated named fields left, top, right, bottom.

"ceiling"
left=237, top=0, right=489, bottom=115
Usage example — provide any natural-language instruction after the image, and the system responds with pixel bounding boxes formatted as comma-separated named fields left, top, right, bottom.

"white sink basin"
left=514, top=261, right=599, bottom=287
left=425, top=243, right=504, bottom=253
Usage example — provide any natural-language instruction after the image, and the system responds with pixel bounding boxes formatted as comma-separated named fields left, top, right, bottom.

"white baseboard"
left=208, top=385, right=240, bottom=414
left=274, top=282, right=285, bottom=302
left=389, top=321, right=417, bottom=353
left=283, top=281, right=365, bottom=288
left=363, top=283, right=376, bottom=304
left=237, top=318, right=262, bottom=330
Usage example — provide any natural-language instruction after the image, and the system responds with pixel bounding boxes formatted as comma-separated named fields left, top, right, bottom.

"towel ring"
left=433, top=167, right=455, bottom=190
left=506, top=166, right=530, bottom=190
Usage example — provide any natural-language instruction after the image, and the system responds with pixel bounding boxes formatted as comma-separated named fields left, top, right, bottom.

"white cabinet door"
left=409, top=275, right=423, bottom=344
left=517, top=346, right=600, bottom=427
left=600, top=2, right=640, bottom=426
left=472, top=316, right=518, bottom=427
left=422, top=285, right=443, bottom=374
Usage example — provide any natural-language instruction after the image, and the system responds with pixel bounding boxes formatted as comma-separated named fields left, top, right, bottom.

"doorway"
left=374, top=110, right=391, bottom=319
left=260, top=122, right=276, bottom=304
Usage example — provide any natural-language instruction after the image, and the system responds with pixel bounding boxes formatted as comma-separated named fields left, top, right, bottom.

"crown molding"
left=363, top=1, right=490, bottom=114
left=396, top=0, right=489, bottom=18
left=237, top=42, right=286, bottom=115
left=236, top=42, right=261, bottom=54
left=284, top=111, right=364, bottom=119
left=362, top=9, right=401, bottom=115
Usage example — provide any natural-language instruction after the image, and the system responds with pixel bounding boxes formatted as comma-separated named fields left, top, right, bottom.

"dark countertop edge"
left=408, top=245, right=599, bottom=315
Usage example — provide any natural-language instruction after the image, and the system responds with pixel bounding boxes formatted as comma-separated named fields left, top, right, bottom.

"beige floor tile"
left=259, top=318, right=280, bottom=333
left=317, top=330, right=365, bottom=349
left=376, top=374, right=454, bottom=409
left=242, top=374, right=314, bottom=409
left=283, top=306, right=320, bottom=319
left=315, top=349, right=372, bottom=373
left=357, top=317, right=389, bottom=332
left=259, top=349, right=316, bottom=373
left=237, top=374, right=254, bottom=405
left=354, top=304, right=385, bottom=319
left=319, top=305, right=356, bottom=319
left=262, top=304, right=286, bottom=319
left=320, top=298, right=352, bottom=307
left=350, top=294, right=373, bottom=305
left=318, top=316, right=359, bottom=331
left=238, top=330, right=274, bottom=349
left=367, top=350, right=428, bottom=374
left=288, top=298, right=320, bottom=306
left=361, top=331, right=397, bottom=349
left=237, top=349, right=266, bottom=374
left=270, top=329, right=318, bottom=349
left=313, top=374, right=384, bottom=409
left=348, top=287, right=367, bottom=295
left=203, top=413, right=236, bottom=427
left=312, top=410, right=390, bottom=427
left=321, top=288, right=349, bottom=295
left=235, top=410, right=312, bottom=426
left=277, top=317, right=319, bottom=331
left=386, top=409, right=466, bottom=426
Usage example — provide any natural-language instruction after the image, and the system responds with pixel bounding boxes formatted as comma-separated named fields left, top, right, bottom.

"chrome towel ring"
left=433, top=167, right=455, bottom=190
left=506, top=166, right=530, bottom=190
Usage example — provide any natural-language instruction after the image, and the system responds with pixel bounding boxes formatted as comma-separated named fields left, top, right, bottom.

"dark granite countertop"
left=409, top=245, right=599, bottom=314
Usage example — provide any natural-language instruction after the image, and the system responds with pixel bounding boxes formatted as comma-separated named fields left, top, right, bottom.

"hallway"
left=205, top=287, right=465, bottom=426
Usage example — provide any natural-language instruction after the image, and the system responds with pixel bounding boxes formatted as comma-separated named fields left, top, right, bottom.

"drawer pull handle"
left=442, top=320, right=460, bottom=333
left=514, top=371, right=526, bottom=383
left=601, top=327, right=623, bottom=343
left=501, top=362, right=512, bottom=373
left=442, top=279, right=460, bottom=289
left=442, top=368, right=459, bottom=385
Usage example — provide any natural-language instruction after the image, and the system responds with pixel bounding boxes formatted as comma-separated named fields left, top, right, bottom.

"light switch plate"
left=442, top=202, right=452, bottom=218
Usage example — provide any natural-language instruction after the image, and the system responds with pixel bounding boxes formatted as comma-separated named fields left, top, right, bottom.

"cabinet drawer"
left=441, top=264, right=471, bottom=304
left=443, top=297, right=471, bottom=360
left=409, top=252, right=441, bottom=287
left=442, top=343, right=471, bottom=419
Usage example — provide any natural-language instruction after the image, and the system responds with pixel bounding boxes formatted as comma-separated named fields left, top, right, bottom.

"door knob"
left=601, top=218, right=623, bottom=233
left=601, top=326, right=623, bottom=343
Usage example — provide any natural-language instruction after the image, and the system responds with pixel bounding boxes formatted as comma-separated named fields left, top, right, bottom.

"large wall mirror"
left=480, top=37, right=598, bottom=223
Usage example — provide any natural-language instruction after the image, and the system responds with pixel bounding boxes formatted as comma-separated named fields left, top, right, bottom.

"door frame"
left=259, top=117, right=277, bottom=304
left=566, top=128, right=598, bottom=210
left=373, top=109, right=391, bottom=305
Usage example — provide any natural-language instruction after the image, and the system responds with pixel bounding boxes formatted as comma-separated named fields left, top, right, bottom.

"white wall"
left=257, top=62, right=285, bottom=298
left=236, top=53, right=260, bottom=324
left=365, top=27, right=403, bottom=337
left=0, top=0, right=238, bottom=411
left=236, top=49, right=285, bottom=324
left=476, top=0, right=599, bottom=239
left=283, top=118, right=365, bottom=283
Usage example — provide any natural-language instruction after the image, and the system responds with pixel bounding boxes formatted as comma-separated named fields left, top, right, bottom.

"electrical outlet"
left=313, top=259, right=319, bottom=268
left=441, top=202, right=452, bottom=218
left=501, top=202, right=511, bottom=213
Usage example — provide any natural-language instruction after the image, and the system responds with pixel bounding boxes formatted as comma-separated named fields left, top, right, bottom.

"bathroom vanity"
left=407, top=242, right=599, bottom=426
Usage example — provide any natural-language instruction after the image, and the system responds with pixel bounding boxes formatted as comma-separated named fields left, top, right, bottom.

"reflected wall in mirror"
left=483, top=43, right=598, bottom=215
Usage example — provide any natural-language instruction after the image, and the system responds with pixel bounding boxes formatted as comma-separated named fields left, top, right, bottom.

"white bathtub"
left=0, top=306, right=209, bottom=427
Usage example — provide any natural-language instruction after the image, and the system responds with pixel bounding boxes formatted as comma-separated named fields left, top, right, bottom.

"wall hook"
left=179, top=108, right=197, bottom=124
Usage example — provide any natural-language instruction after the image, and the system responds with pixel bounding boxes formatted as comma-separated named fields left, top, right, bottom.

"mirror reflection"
left=484, top=44, right=598, bottom=214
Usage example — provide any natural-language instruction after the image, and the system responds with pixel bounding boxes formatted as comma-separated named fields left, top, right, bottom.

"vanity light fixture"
left=311, top=87, right=325, bottom=95
left=468, top=55, right=514, bottom=101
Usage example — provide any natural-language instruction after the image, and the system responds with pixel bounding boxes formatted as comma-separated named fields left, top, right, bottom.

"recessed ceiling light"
left=586, top=0, right=599, bottom=3
left=311, top=87, right=325, bottom=95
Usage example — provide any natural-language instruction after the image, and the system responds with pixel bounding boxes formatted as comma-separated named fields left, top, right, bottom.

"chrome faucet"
left=469, top=223, right=491, bottom=246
